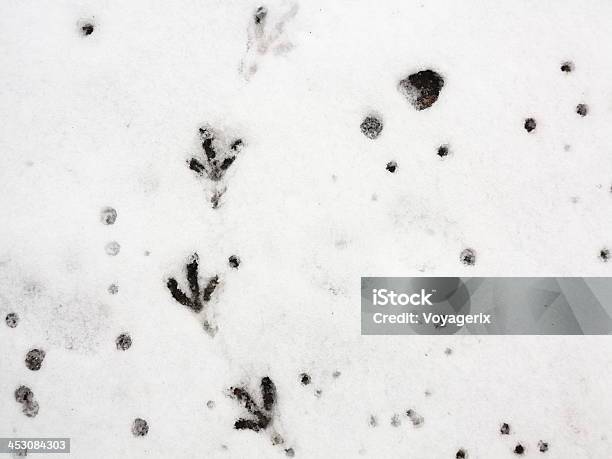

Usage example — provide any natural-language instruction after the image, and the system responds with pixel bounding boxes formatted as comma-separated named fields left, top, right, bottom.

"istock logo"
left=372, top=288, right=435, bottom=307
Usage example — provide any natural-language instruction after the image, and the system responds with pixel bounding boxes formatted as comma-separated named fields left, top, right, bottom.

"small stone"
left=386, top=161, right=397, bottom=173
left=228, top=255, right=241, bottom=269
left=25, top=349, right=46, bottom=371
left=524, top=118, right=536, bottom=133
left=576, top=104, right=588, bottom=117
left=132, top=418, right=149, bottom=437
left=560, top=61, right=574, bottom=73
left=437, top=145, right=449, bottom=158
left=115, top=333, right=132, bottom=351
left=300, top=373, right=311, bottom=385
left=15, top=386, right=34, bottom=404
left=398, top=70, right=445, bottom=110
left=456, top=449, right=467, bottom=459
left=500, top=423, right=510, bottom=435
left=538, top=441, right=549, bottom=452
left=108, top=284, right=119, bottom=295
left=5, top=312, right=19, bottom=328
left=460, top=248, right=476, bottom=266
left=81, top=23, right=94, bottom=36
left=600, top=248, right=610, bottom=262
left=360, top=116, right=383, bottom=140
left=206, top=400, right=215, bottom=409
left=285, top=448, right=295, bottom=457
left=514, top=444, right=525, bottom=455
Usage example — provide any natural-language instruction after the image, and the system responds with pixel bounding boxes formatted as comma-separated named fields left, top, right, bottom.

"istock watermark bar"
left=361, top=277, right=612, bottom=335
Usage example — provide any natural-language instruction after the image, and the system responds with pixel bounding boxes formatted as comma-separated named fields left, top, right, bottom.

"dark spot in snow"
left=229, top=255, right=241, bottom=269
left=132, top=418, right=149, bottom=437
left=576, top=104, right=588, bottom=117
left=332, top=370, right=341, bottom=378
left=500, top=422, right=510, bottom=435
left=15, top=385, right=39, bottom=418
left=524, top=118, right=536, bottom=133
left=115, top=333, right=132, bottom=351
left=108, top=283, right=119, bottom=295
left=360, top=115, right=383, bottom=140
left=100, top=207, right=116, bottom=225
left=25, top=349, right=46, bottom=371
left=5, top=312, right=19, bottom=328
left=285, top=448, right=295, bottom=457
left=207, top=400, right=215, bottom=409
left=600, top=248, right=610, bottom=262
left=444, top=347, right=453, bottom=355
left=390, top=414, right=401, bottom=427
left=460, top=248, right=476, bottom=266
left=81, top=23, right=94, bottom=36
left=456, top=449, right=467, bottom=459
left=398, top=70, right=445, bottom=110
left=300, top=373, right=311, bottom=385
left=254, top=6, right=267, bottom=25
left=514, top=444, right=525, bottom=455
left=538, top=440, right=549, bottom=452
left=437, top=144, right=449, bottom=158
left=368, top=415, right=378, bottom=427
left=386, top=161, right=397, bottom=173
left=560, top=61, right=574, bottom=73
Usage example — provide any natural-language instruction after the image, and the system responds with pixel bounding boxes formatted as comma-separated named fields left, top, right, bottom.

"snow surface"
left=1, top=0, right=612, bottom=457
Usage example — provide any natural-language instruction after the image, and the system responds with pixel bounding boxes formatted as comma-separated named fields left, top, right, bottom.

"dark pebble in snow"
left=538, top=440, right=549, bottom=452
left=25, top=349, right=46, bottom=371
left=398, top=70, right=445, bottom=110
left=229, top=255, right=241, bottom=269
left=500, top=423, right=510, bottom=435
left=576, top=104, right=588, bottom=117
left=81, top=23, right=94, bottom=36
left=460, top=248, right=476, bottom=266
left=300, top=373, right=311, bottom=385
left=437, top=144, right=449, bottom=158
left=116, top=333, right=132, bottom=351
left=560, top=61, right=574, bottom=73
left=456, top=449, right=467, bottom=459
left=600, top=248, right=610, bottom=262
left=524, top=118, right=536, bottom=133
left=386, top=161, right=397, bottom=173
left=132, top=418, right=149, bottom=437
left=5, top=312, right=19, bottom=328
left=360, top=115, right=383, bottom=140
left=514, top=444, right=525, bottom=455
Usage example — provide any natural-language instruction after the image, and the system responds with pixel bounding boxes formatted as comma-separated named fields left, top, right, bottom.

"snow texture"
left=1, top=1, right=612, bottom=458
